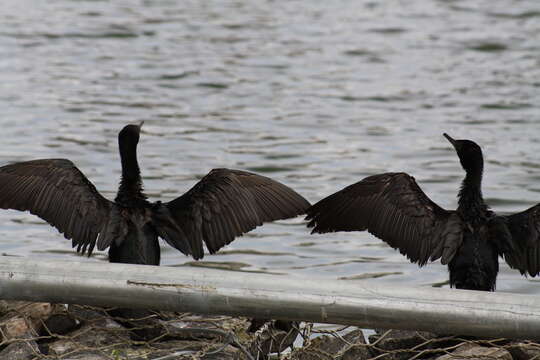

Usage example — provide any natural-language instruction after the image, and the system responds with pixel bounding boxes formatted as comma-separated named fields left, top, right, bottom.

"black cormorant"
left=305, top=133, right=540, bottom=291
left=0, top=122, right=310, bottom=265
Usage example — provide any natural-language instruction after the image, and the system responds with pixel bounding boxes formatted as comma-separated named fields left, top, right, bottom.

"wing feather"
left=504, top=204, right=540, bottom=276
left=306, top=172, right=463, bottom=266
left=0, top=159, right=125, bottom=255
left=153, top=168, right=310, bottom=260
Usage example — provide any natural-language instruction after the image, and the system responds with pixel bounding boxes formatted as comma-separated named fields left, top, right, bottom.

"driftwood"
left=0, top=257, right=539, bottom=340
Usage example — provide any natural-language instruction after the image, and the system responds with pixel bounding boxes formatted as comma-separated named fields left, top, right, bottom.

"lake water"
left=1, top=0, right=540, bottom=295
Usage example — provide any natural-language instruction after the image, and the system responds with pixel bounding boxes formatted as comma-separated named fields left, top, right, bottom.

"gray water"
left=1, top=0, right=540, bottom=295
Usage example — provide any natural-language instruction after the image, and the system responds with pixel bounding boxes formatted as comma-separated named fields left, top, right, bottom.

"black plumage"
left=306, top=133, right=540, bottom=291
left=0, top=123, right=310, bottom=265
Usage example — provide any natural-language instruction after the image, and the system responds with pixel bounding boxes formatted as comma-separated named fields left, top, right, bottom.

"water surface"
left=1, top=0, right=540, bottom=295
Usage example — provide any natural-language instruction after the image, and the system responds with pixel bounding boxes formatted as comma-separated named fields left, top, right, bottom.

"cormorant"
left=0, top=122, right=310, bottom=265
left=305, top=133, right=540, bottom=291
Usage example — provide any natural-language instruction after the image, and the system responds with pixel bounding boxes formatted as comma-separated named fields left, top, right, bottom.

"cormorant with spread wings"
left=0, top=122, right=310, bottom=265
left=306, top=133, right=540, bottom=291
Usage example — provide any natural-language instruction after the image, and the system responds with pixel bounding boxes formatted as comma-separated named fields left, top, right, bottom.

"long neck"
left=116, top=140, right=146, bottom=205
left=457, top=165, right=487, bottom=221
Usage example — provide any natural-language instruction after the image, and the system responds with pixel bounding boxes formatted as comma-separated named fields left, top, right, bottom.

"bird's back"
left=448, top=215, right=511, bottom=291
left=108, top=206, right=160, bottom=265
left=448, top=228, right=498, bottom=291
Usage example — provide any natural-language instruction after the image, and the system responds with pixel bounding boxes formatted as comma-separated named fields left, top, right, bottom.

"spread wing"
left=306, top=172, right=463, bottom=266
left=504, top=204, right=540, bottom=276
left=153, top=168, right=310, bottom=260
left=0, top=159, right=127, bottom=256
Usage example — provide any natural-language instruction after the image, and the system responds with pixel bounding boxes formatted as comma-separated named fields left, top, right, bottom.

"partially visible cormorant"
left=306, top=133, right=540, bottom=291
left=0, top=122, right=310, bottom=265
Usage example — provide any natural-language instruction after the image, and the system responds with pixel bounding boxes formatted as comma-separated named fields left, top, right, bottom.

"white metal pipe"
left=0, top=257, right=539, bottom=339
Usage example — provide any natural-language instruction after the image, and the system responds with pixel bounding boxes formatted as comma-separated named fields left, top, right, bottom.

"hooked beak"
left=443, top=133, right=457, bottom=147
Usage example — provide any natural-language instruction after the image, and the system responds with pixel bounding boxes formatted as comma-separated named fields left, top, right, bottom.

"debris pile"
left=290, top=328, right=540, bottom=360
left=0, top=300, right=538, bottom=359
left=0, top=300, right=297, bottom=359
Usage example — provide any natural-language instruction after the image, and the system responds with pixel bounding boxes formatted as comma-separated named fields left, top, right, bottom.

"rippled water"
left=1, top=0, right=540, bottom=295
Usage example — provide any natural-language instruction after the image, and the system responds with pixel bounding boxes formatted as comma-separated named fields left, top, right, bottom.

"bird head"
left=119, top=121, right=144, bottom=147
left=443, top=133, right=484, bottom=174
